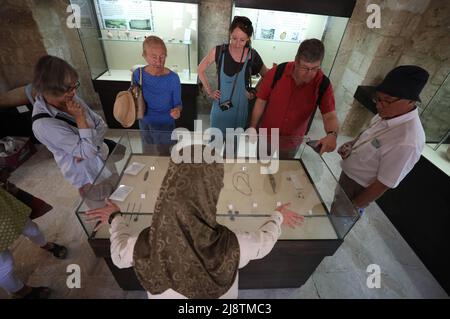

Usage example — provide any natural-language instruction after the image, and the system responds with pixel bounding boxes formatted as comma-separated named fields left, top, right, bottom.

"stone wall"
left=421, top=74, right=450, bottom=143
left=330, top=0, right=450, bottom=137
left=197, top=0, right=233, bottom=114
left=0, top=0, right=47, bottom=90
left=0, top=0, right=103, bottom=114
left=30, top=0, right=102, bottom=112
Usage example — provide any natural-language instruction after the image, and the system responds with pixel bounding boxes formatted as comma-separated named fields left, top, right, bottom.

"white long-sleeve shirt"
left=109, top=211, right=284, bottom=299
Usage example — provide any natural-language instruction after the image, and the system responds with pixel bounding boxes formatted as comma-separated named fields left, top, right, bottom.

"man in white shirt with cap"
left=336, top=65, right=429, bottom=214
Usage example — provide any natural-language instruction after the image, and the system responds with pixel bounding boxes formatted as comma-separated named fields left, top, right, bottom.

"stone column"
left=197, top=0, right=233, bottom=114
left=30, top=0, right=103, bottom=113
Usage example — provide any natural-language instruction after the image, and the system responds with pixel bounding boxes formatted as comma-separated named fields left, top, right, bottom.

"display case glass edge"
left=76, top=131, right=358, bottom=241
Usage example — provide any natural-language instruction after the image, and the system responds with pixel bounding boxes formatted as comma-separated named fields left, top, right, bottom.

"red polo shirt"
left=256, top=62, right=335, bottom=137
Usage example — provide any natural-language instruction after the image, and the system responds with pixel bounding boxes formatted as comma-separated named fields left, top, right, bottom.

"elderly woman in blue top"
left=133, top=36, right=182, bottom=145
left=31, top=55, right=111, bottom=196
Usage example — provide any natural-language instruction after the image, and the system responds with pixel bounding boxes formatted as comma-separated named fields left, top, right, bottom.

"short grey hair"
left=295, top=39, right=325, bottom=63
left=32, top=55, right=78, bottom=96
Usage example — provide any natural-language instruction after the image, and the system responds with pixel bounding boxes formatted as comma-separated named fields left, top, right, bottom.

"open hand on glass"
left=85, top=199, right=121, bottom=231
left=276, top=203, right=304, bottom=228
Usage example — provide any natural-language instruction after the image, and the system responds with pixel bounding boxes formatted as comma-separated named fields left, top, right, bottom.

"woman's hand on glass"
left=85, top=199, right=121, bottom=231
left=275, top=203, right=304, bottom=228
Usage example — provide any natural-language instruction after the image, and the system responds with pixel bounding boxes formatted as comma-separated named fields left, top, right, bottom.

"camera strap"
left=224, top=47, right=247, bottom=104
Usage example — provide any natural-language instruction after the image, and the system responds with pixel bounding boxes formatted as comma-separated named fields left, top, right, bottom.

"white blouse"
left=109, top=211, right=284, bottom=299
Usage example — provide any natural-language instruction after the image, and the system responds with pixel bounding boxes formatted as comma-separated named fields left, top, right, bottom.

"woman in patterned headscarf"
left=86, top=145, right=303, bottom=298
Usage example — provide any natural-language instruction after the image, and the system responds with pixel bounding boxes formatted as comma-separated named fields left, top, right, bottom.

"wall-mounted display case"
left=71, top=0, right=199, bottom=130
left=75, top=131, right=359, bottom=290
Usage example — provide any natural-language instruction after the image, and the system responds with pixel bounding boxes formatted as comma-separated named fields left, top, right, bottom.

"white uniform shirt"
left=109, top=211, right=284, bottom=299
left=341, top=108, right=424, bottom=188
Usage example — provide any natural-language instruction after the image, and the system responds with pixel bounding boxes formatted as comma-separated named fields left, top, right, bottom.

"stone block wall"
left=0, top=0, right=47, bottom=90
left=0, top=0, right=103, bottom=114
left=330, top=0, right=450, bottom=137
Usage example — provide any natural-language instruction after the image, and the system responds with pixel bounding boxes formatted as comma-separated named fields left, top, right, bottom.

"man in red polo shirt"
left=250, top=39, right=339, bottom=154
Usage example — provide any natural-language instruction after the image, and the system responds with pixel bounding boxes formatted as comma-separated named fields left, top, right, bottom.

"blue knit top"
left=133, top=68, right=182, bottom=125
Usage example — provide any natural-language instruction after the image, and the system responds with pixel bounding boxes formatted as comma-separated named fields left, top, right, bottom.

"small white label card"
left=124, top=162, right=145, bottom=175
left=109, top=185, right=134, bottom=202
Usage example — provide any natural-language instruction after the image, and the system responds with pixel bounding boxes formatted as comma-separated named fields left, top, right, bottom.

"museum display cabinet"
left=75, top=131, right=359, bottom=290
left=232, top=0, right=355, bottom=77
left=71, top=0, right=199, bottom=130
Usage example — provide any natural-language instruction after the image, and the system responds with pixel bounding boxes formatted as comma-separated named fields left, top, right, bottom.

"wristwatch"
left=108, top=211, right=122, bottom=224
left=327, top=131, right=338, bottom=137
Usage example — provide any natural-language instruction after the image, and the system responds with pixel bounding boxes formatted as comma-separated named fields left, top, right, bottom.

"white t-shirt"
left=341, top=108, right=425, bottom=188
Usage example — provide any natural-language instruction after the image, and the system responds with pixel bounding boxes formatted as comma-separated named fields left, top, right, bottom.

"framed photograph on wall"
left=97, top=0, right=154, bottom=31
left=254, top=10, right=309, bottom=43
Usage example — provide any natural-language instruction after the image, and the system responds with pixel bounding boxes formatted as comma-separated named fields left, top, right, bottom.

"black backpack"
left=270, top=62, right=330, bottom=134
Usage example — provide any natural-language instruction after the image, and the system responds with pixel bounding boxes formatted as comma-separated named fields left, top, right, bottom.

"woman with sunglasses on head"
left=198, top=16, right=268, bottom=135
left=31, top=55, right=113, bottom=198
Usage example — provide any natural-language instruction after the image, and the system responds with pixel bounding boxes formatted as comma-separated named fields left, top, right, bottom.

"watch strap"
left=108, top=211, right=121, bottom=224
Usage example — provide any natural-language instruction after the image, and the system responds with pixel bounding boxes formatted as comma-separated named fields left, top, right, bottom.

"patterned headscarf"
left=133, top=146, right=240, bottom=298
left=0, top=187, right=31, bottom=251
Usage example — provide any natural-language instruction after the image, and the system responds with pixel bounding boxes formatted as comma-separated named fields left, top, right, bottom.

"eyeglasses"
left=298, top=65, right=321, bottom=73
left=372, top=95, right=401, bottom=105
left=65, top=81, right=80, bottom=93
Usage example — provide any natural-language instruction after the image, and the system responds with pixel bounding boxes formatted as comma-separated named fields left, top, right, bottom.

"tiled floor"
left=0, top=120, right=448, bottom=299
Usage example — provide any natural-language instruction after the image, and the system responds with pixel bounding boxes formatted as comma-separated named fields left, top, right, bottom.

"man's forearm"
left=250, top=99, right=267, bottom=128
left=322, top=111, right=339, bottom=134
left=352, top=179, right=390, bottom=209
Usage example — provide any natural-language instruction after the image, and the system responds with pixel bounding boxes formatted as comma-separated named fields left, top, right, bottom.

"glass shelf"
left=99, top=37, right=191, bottom=45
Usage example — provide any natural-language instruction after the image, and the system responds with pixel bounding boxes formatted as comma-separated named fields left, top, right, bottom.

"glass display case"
left=75, top=130, right=359, bottom=289
left=73, top=0, right=198, bottom=82
left=71, top=0, right=200, bottom=130
left=232, top=6, right=349, bottom=77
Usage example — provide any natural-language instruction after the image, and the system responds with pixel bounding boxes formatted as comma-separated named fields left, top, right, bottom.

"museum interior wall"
left=330, top=0, right=450, bottom=137
left=0, top=0, right=449, bottom=139
left=0, top=0, right=103, bottom=113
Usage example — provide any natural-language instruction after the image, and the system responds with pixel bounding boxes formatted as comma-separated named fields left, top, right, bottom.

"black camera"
left=219, top=100, right=233, bottom=111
